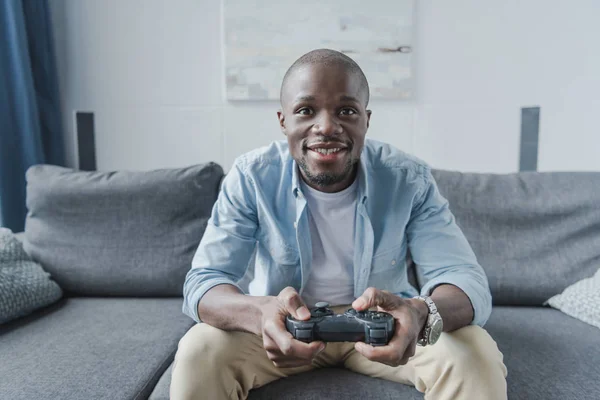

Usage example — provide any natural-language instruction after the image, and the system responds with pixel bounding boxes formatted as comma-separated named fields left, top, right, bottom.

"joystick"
left=311, top=302, right=333, bottom=317
left=286, top=302, right=395, bottom=346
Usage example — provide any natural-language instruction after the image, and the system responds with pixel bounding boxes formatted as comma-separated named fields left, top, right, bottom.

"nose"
left=313, top=112, right=342, bottom=136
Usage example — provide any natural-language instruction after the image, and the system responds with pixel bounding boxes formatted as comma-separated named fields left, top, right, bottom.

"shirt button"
left=293, top=222, right=298, bottom=229
left=391, top=259, right=396, bottom=266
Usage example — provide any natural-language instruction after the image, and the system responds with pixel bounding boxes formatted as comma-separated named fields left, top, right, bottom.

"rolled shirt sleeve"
left=182, top=158, right=258, bottom=323
left=406, top=168, right=492, bottom=327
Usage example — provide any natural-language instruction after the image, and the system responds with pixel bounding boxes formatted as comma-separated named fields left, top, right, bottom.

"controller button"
left=315, top=301, right=329, bottom=309
left=295, top=329, right=313, bottom=341
left=369, top=329, right=387, bottom=339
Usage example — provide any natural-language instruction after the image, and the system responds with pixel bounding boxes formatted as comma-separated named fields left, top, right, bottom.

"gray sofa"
left=1, top=163, right=599, bottom=400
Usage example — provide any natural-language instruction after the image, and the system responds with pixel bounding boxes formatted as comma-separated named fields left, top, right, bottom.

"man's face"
left=278, top=64, right=371, bottom=193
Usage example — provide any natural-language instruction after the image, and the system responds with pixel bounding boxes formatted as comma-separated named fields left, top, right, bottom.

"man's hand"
left=352, top=287, right=429, bottom=367
left=260, top=287, right=325, bottom=368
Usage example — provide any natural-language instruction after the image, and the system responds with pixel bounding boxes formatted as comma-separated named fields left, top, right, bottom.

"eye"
left=339, top=108, right=357, bottom=116
left=296, top=107, right=314, bottom=116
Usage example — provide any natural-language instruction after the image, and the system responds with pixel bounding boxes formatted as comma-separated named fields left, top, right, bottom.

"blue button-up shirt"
left=183, top=139, right=492, bottom=326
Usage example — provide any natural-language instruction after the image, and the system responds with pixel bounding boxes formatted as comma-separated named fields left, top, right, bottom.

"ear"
left=366, top=110, right=372, bottom=129
left=277, top=110, right=287, bottom=135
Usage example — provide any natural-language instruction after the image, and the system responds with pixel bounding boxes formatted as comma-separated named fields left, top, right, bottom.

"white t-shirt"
left=300, top=178, right=358, bottom=307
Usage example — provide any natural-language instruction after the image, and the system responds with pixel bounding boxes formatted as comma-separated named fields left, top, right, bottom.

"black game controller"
left=285, top=302, right=395, bottom=346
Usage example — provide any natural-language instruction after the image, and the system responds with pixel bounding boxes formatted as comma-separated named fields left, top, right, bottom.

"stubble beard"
left=297, top=153, right=359, bottom=188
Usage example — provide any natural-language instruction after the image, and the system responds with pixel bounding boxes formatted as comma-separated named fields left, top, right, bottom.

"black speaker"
left=519, top=107, right=540, bottom=172
left=76, top=111, right=97, bottom=171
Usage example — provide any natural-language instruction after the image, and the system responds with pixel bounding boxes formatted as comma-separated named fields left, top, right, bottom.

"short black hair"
left=280, top=48, right=370, bottom=106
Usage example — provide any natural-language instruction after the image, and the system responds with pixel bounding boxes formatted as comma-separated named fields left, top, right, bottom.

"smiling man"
left=172, top=49, right=508, bottom=400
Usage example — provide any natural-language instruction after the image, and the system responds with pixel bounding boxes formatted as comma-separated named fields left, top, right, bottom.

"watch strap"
left=413, top=295, right=440, bottom=346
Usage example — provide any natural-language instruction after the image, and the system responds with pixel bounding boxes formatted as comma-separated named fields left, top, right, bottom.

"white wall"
left=50, top=0, right=600, bottom=173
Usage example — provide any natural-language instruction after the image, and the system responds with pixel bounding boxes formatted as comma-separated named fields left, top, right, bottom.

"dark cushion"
left=486, top=306, right=600, bottom=400
left=432, top=170, right=600, bottom=305
left=23, top=163, right=224, bottom=297
left=0, top=297, right=194, bottom=400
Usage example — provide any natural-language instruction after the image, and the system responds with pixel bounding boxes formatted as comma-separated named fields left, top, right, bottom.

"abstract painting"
left=224, top=0, right=415, bottom=100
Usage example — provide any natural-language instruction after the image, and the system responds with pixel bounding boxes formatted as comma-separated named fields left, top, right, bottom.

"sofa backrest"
left=432, top=170, right=600, bottom=306
left=22, top=163, right=599, bottom=305
left=23, top=163, right=224, bottom=297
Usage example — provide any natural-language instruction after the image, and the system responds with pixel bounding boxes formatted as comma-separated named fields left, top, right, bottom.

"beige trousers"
left=171, top=312, right=507, bottom=400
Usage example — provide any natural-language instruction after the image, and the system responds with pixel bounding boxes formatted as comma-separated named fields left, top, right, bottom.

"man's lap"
left=172, top=303, right=506, bottom=399
left=175, top=315, right=503, bottom=389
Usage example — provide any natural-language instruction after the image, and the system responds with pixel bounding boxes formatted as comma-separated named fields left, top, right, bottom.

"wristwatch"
left=413, top=295, right=444, bottom=346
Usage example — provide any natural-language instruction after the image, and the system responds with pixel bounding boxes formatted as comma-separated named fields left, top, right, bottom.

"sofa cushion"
left=432, top=170, right=600, bottom=305
left=545, top=267, right=600, bottom=329
left=251, top=368, right=424, bottom=400
left=23, top=163, right=224, bottom=297
left=486, top=306, right=600, bottom=399
left=0, top=228, right=62, bottom=324
left=0, top=297, right=194, bottom=400
left=148, top=362, right=174, bottom=400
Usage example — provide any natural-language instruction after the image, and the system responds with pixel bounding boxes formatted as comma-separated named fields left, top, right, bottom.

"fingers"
left=262, top=289, right=324, bottom=368
left=352, top=287, right=401, bottom=311
left=354, top=310, right=420, bottom=367
left=262, top=314, right=325, bottom=368
left=267, top=340, right=326, bottom=368
left=278, top=286, right=310, bottom=320
left=355, top=336, right=412, bottom=367
left=266, top=318, right=324, bottom=359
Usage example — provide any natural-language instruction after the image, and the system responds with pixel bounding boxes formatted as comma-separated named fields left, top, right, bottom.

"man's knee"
left=435, top=325, right=506, bottom=377
left=175, top=323, right=251, bottom=369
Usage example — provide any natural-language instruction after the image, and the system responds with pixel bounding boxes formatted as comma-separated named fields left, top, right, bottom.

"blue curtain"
left=0, top=0, right=65, bottom=232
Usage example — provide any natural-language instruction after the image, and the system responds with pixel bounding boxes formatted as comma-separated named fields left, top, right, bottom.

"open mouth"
left=311, top=147, right=345, bottom=155
left=306, top=146, right=347, bottom=161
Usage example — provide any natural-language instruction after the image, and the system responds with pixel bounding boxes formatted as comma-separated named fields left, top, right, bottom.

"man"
left=171, top=49, right=507, bottom=399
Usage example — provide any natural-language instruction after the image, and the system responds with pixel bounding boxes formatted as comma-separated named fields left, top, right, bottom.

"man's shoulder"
left=231, top=141, right=294, bottom=188
left=363, top=139, right=430, bottom=177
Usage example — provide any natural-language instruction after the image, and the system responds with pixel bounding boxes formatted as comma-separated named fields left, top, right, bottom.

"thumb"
left=352, top=288, right=399, bottom=311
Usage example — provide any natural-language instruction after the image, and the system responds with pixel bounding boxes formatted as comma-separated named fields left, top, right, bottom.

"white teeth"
left=314, top=148, right=341, bottom=155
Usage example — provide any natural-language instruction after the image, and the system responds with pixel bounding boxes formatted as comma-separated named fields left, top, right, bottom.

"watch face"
left=429, top=319, right=444, bottom=345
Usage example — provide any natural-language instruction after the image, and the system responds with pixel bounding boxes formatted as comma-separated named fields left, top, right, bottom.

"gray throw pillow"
left=0, top=228, right=63, bottom=324
left=23, top=163, right=224, bottom=297
left=545, top=267, right=600, bottom=329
